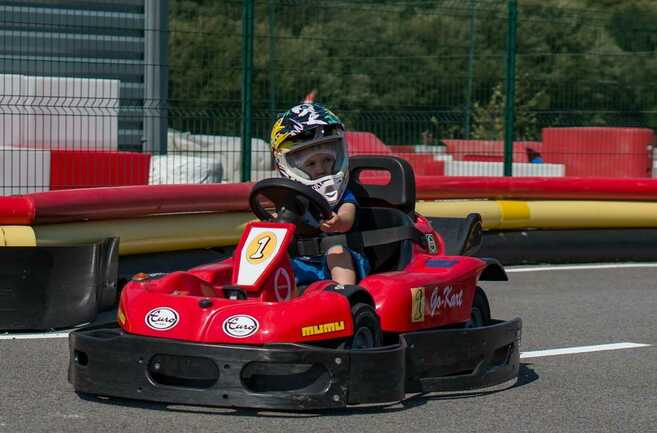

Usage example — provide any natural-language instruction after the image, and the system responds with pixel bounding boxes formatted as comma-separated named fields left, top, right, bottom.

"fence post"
left=144, top=0, right=169, bottom=155
left=503, top=0, right=517, bottom=176
left=241, top=0, right=255, bottom=182
left=463, top=0, right=476, bottom=139
left=268, top=0, right=277, bottom=120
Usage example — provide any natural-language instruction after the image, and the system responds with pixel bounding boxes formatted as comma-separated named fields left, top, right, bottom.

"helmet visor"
left=283, top=137, right=347, bottom=181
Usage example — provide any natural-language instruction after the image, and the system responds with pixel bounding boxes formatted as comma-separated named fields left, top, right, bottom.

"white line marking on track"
left=520, top=342, right=651, bottom=359
left=0, top=331, right=71, bottom=340
left=508, top=263, right=657, bottom=272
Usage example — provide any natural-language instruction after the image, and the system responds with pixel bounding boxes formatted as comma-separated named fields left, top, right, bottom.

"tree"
left=167, top=0, right=657, bottom=141
left=471, top=77, right=548, bottom=141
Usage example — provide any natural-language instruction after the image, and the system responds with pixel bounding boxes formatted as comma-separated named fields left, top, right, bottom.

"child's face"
left=301, top=152, right=336, bottom=179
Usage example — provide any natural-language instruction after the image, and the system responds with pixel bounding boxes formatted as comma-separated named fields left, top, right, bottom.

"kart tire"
left=465, top=287, right=491, bottom=328
left=341, top=303, right=382, bottom=350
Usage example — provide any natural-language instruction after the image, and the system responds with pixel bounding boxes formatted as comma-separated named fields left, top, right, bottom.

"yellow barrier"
left=5, top=200, right=657, bottom=254
left=30, top=212, right=255, bottom=255
left=0, top=226, right=37, bottom=246
left=417, top=200, right=657, bottom=229
left=417, top=201, right=505, bottom=228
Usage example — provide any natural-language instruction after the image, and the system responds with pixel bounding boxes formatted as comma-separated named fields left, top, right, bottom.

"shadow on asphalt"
left=76, top=363, right=539, bottom=418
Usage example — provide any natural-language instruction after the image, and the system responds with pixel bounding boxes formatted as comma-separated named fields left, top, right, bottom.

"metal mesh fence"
left=514, top=1, right=657, bottom=177
left=1, top=0, right=656, bottom=195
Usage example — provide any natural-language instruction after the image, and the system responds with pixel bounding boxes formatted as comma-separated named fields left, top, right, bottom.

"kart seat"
left=348, top=155, right=418, bottom=273
left=353, top=206, right=415, bottom=273
left=348, top=155, right=416, bottom=217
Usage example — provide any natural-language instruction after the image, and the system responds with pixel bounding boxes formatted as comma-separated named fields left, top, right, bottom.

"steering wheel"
left=249, top=178, right=333, bottom=236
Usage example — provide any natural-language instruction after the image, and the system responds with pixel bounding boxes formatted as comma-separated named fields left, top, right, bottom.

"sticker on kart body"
left=237, top=227, right=290, bottom=286
left=222, top=315, right=259, bottom=338
left=301, top=321, right=345, bottom=337
left=430, top=286, right=464, bottom=316
left=274, top=267, right=292, bottom=301
left=410, top=287, right=425, bottom=322
left=145, top=307, right=179, bottom=331
left=246, top=231, right=277, bottom=265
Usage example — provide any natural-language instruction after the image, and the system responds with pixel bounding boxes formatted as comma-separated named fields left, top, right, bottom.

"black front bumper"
left=69, top=318, right=521, bottom=410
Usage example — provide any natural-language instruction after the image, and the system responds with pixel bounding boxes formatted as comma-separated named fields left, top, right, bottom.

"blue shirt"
left=338, top=188, right=358, bottom=208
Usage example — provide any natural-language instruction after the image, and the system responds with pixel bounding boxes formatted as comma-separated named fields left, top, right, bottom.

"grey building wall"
left=0, top=0, right=147, bottom=150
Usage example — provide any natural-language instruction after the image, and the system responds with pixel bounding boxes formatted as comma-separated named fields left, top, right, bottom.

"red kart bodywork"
left=69, top=155, right=521, bottom=410
left=117, top=216, right=485, bottom=344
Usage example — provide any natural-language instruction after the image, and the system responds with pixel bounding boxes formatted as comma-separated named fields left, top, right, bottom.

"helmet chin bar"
left=275, top=154, right=347, bottom=207
left=283, top=172, right=343, bottom=206
left=310, top=174, right=343, bottom=206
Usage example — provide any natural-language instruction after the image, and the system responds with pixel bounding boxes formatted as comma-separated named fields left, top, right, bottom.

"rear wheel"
left=341, top=303, right=382, bottom=350
left=464, top=286, right=491, bottom=328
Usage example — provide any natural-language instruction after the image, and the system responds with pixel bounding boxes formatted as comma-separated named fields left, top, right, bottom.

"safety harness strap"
left=292, top=225, right=428, bottom=257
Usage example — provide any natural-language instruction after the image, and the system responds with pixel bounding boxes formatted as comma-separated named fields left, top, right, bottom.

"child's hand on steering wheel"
left=320, top=212, right=341, bottom=233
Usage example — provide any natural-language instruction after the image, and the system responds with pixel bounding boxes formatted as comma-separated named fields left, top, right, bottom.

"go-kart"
left=69, top=155, right=522, bottom=410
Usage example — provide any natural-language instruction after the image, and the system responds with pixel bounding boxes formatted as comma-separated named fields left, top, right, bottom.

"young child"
left=270, top=103, right=370, bottom=286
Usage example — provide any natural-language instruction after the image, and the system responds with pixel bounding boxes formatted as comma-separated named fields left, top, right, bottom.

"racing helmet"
left=270, top=103, right=349, bottom=206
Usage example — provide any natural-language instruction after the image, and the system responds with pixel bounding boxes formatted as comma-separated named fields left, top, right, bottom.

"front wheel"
left=341, top=303, right=382, bottom=350
left=464, top=286, right=491, bottom=328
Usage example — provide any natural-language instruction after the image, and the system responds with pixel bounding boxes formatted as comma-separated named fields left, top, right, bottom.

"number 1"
left=250, top=236, right=270, bottom=259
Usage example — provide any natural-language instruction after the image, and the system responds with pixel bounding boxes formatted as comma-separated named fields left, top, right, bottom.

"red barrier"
left=388, top=145, right=415, bottom=154
left=50, top=150, right=151, bottom=190
left=414, top=176, right=657, bottom=200
left=542, top=128, right=654, bottom=177
left=346, top=132, right=444, bottom=174
left=6, top=183, right=253, bottom=224
left=345, top=131, right=393, bottom=155
left=441, top=140, right=543, bottom=163
left=0, top=196, right=35, bottom=225
left=6, top=176, right=657, bottom=225
left=396, top=154, right=445, bottom=176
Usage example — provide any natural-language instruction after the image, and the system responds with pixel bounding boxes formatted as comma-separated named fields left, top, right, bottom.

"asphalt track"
left=1, top=264, right=655, bottom=433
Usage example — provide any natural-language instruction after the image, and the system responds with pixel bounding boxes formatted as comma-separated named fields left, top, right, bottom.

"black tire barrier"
left=0, top=238, right=118, bottom=331
left=479, top=229, right=657, bottom=265
left=116, top=228, right=657, bottom=281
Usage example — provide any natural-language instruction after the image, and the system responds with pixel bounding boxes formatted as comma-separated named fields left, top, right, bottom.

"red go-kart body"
left=69, top=156, right=521, bottom=410
left=120, top=219, right=483, bottom=344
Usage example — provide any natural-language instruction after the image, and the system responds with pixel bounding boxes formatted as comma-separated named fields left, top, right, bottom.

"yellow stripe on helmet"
left=271, top=117, right=290, bottom=151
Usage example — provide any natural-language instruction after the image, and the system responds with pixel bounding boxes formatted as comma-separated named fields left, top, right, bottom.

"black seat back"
left=348, top=155, right=416, bottom=216
left=353, top=207, right=414, bottom=273
left=347, top=156, right=418, bottom=273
